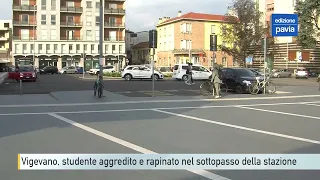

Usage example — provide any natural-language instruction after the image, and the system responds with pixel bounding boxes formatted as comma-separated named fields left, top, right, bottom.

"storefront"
left=15, top=57, right=33, bottom=66
left=105, top=56, right=117, bottom=66
left=62, top=56, right=80, bottom=67
left=39, top=56, right=58, bottom=69
left=84, top=56, right=99, bottom=71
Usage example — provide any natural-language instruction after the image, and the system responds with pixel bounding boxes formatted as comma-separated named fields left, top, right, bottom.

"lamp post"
left=99, top=0, right=103, bottom=78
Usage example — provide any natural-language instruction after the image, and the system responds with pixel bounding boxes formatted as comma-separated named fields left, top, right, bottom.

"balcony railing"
left=104, top=23, right=125, bottom=28
left=60, top=6, right=83, bottom=13
left=60, top=22, right=82, bottom=27
left=104, top=37, right=125, bottom=41
left=13, top=36, right=37, bottom=40
left=13, top=21, right=36, bottom=26
left=0, top=36, right=9, bottom=40
left=104, top=8, right=125, bottom=14
left=60, top=36, right=82, bottom=40
left=12, top=5, right=36, bottom=11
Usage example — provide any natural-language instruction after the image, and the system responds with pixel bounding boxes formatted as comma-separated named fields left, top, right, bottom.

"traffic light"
left=149, top=30, right=157, bottom=48
left=210, top=35, right=217, bottom=51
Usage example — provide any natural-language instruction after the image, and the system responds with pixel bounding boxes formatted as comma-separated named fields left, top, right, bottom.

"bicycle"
left=200, top=79, right=228, bottom=96
left=248, top=76, right=276, bottom=95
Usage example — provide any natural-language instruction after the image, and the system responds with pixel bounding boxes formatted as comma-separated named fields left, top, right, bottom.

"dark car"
left=40, top=66, right=58, bottom=74
left=221, top=68, right=264, bottom=94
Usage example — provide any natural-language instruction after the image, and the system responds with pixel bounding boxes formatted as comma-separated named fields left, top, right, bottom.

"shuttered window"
left=288, top=50, right=296, bottom=61
left=302, top=51, right=310, bottom=61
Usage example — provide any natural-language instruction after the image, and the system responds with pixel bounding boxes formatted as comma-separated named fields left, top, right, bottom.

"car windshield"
left=19, top=67, right=34, bottom=72
left=235, top=69, right=256, bottom=77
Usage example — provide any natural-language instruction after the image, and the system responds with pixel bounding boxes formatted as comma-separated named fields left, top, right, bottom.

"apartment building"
left=0, top=20, right=12, bottom=70
left=156, top=11, right=235, bottom=68
left=12, top=0, right=126, bottom=71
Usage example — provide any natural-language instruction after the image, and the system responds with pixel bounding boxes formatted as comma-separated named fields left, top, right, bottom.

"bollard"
left=19, top=79, right=22, bottom=95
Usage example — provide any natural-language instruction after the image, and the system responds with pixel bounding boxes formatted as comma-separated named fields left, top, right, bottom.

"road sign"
left=271, top=14, right=298, bottom=37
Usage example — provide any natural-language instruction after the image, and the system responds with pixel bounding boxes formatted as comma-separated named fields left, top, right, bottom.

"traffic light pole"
left=152, top=30, right=155, bottom=97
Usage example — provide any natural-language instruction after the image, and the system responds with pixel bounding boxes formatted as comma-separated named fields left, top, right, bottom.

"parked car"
left=317, top=74, right=320, bottom=82
left=221, top=68, right=264, bottom=94
left=89, top=65, right=115, bottom=75
left=172, top=64, right=211, bottom=81
left=59, top=66, right=78, bottom=74
left=272, top=69, right=292, bottom=78
left=121, top=65, right=164, bottom=81
left=295, top=68, right=308, bottom=79
left=39, top=66, right=58, bottom=74
left=158, top=66, right=173, bottom=77
left=8, top=66, right=37, bottom=82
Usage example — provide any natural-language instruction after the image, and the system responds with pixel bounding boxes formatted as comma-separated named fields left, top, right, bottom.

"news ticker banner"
left=18, top=154, right=320, bottom=170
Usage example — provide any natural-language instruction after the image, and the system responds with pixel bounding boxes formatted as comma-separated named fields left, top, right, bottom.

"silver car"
left=272, top=69, right=292, bottom=78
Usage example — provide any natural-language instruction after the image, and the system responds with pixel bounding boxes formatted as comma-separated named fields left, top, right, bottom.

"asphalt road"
left=1, top=95, right=320, bottom=180
left=0, top=73, right=318, bottom=96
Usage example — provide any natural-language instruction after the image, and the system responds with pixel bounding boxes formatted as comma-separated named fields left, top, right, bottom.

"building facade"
left=0, top=20, right=12, bottom=70
left=12, top=0, right=126, bottom=71
left=125, top=30, right=149, bottom=65
left=156, top=11, right=235, bottom=68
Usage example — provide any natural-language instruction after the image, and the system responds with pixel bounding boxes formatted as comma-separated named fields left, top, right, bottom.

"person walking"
left=210, top=64, right=222, bottom=98
left=186, top=63, right=194, bottom=85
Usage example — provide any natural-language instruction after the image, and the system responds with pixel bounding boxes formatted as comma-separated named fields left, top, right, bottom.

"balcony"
left=172, top=48, right=205, bottom=54
left=60, top=22, right=82, bottom=27
left=12, top=36, right=36, bottom=41
left=104, top=8, right=125, bottom=15
left=60, top=36, right=82, bottom=41
left=104, top=37, right=125, bottom=41
left=12, top=5, right=36, bottom=11
left=13, top=21, right=36, bottom=26
left=104, top=23, right=125, bottom=28
left=0, top=36, right=9, bottom=41
left=60, top=6, right=83, bottom=13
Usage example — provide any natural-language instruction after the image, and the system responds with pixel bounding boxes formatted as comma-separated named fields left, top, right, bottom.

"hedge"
left=103, top=72, right=121, bottom=77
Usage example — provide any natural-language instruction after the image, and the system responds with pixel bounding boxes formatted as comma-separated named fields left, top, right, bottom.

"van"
left=172, top=64, right=211, bottom=81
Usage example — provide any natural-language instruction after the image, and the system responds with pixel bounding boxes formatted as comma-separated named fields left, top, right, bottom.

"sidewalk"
left=0, top=72, right=8, bottom=84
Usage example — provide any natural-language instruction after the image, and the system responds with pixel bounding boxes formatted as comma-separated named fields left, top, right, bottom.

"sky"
left=0, top=0, right=232, bottom=32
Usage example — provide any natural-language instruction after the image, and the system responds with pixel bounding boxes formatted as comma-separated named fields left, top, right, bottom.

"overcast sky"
left=0, top=0, right=232, bottom=32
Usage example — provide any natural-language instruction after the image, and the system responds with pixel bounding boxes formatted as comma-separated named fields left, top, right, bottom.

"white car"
left=172, top=64, right=211, bottom=81
left=295, top=68, right=308, bottom=79
left=89, top=66, right=115, bottom=75
left=121, top=65, right=164, bottom=81
left=59, top=66, right=78, bottom=74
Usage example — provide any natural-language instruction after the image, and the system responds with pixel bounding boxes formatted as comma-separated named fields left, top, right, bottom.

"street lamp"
left=99, top=0, right=103, bottom=78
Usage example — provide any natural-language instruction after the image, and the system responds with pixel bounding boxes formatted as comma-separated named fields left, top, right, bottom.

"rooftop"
left=132, top=42, right=149, bottom=49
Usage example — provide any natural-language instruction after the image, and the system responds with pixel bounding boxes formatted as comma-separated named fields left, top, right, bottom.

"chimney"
left=158, top=17, right=163, bottom=24
left=178, top=10, right=182, bottom=17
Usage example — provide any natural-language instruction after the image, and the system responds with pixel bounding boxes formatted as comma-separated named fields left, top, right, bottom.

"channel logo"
left=274, top=18, right=296, bottom=24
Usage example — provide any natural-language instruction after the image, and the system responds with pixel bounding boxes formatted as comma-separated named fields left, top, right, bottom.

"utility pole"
left=263, top=0, right=267, bottom=94
left=118, top=26, right=120, bottom=71
left=33, top=5, right=36, bottom=68
left=286, top=41, right=289, bottom=69
left=99, top=0, right=103, bottom=78
left=188, top=30, right=191, bottom=64
left=152, top=30, right=155, bottom=97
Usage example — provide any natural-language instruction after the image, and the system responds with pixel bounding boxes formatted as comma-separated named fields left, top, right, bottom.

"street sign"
left=271, top=14, right=298, bottom=37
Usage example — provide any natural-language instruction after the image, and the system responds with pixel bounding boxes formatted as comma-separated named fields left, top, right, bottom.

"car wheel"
left=124, top=74, right=132, bottom=81
left=63, top=71, right=66, bottom=74
left=152, top=74, right=159, bottom=81
left=182, top=75, right=188, bottom=81
left=277, top=74, right=280, bottom=78
left=235, top=84, right=243, bottom=94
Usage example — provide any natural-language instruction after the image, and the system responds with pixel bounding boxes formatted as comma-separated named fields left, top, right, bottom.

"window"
left=21, top=14, right=29, bottom=22
left=119, top=45, right=123, bottom=53
left=95, top=16, right=100, bottom=24
left=105, top=44, right=109, bottom=53
left=38, top=44, right=42, bottom=51
left=109, top=31, right=116, bottom=41
left=95, top=30, right=99, bottom=40
left=109, top=17, right=116, bottom=24
left=67, top=30, right=74, bottom=40
left=109, top=3, right=117, bottom=9
left=86, top=15, right=92, bottom=25
left=69, top=44, right=73, bottom=51
left=86, top=30, right=92, bottom=40
left=41, top=0, right=46, bottom=10
left=86, top=1, right=92, bottom=8
left=21, top=29, right=29, bottom=40
left=51, top=15, right=56, bottom=25
left=15, top=44, right=19, bottom=53
left=54, top=44, right=58, bottom=51
left=41, top=30, right=47, bottom=39
left=50, top=30, right=56, bottom=40
left=91, top=44, right=94, bottom=51
left=41, top=15, right=46, bottom=25
left=46, top=44, right=50, bottom=51
left=180, top=23, right=191, bottom=33
left=30, top=44, right=34, bottom=52
left=211, top=25, right=215, bottom=34
left=23, top=44, right=27, bottom=51
left=180, top=40, right=191, bottom=49
left=21, top=0, right=29, bottom=5
left=51, top=0, right=56, bottom=10
left=76, top=44, right=80, bottom=51
left=96, top=2, right=100, bottom=9
left=67, top=16, right=74, bottom=23
left=84, top=44, right=87, bottom=51
left=66, top=1, right=74, bottom=7
left=112, top=45, right=115, bottom=51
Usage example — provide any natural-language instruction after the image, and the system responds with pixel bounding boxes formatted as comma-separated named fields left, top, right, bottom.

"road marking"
left=304, top=103, right=320, bottom=107
left=140, top=91, right=174, bottom=96
left=152, top=109, right=320, bottom=145
left=1, top=100, right=320, bottom=116
left=238, top=106, right=320, bottom=120
left=48, top=113, right=230, bottom=180
left=1, top=94, right=320, bottom=108
left=275, top=91, right=291, bottom=94
left=117, top=91, right=132, bottom=94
